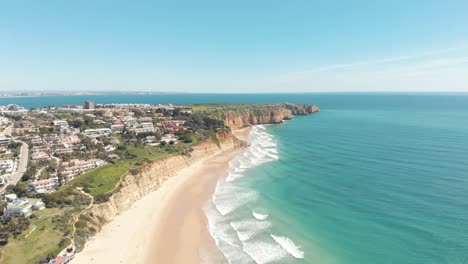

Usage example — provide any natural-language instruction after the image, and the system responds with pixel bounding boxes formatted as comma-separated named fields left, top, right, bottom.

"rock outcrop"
left=223, top=103, right=320, bottom=129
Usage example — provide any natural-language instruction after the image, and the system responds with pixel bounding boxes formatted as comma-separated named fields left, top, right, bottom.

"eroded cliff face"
left=88, top=131, right=244, bottom=222
left=223, top=103, right=320, bottom=129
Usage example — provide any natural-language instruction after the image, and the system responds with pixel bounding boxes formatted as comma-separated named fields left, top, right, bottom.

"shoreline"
left=71, top=127, right=251, bottom=264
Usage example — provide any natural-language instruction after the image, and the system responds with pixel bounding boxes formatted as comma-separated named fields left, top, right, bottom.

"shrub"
left=129, top=168, right=140, bottom=175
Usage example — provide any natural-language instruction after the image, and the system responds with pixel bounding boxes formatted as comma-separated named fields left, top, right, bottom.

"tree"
left=117, top=145, right=127, bottom=151
left=6, top=184, right=29, bottom=197
left=0, top=230, right=9, bottom=246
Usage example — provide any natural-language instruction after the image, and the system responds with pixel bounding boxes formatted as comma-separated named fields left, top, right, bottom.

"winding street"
left=0, top=124, right=29, bottom=194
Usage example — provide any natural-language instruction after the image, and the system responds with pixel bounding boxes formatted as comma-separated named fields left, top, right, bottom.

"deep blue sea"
left=2, top=93, right=468, bottom=263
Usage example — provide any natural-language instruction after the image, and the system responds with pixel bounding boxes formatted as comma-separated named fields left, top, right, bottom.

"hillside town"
left=0, top=101, right=193, bottom=197
left=0, top=101, right=207, bottom=262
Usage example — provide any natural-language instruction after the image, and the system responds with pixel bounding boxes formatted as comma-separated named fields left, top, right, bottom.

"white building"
left=83, top=128, right=112, bottom=136
left=0, top=117, right=10, bottom=125
left=3, top=197, right=45, bottom=217
left=0, top=135, right=11, bottom=146
left=161, top=134, right=178, bottom=144
left=110, top=124, right=125, bottom=133
left=26, top=198, right=45, bottom=210
left=53, top=120, right=69, bottom=126
left=123, top=116, right=138, bottom=126
left=104, top=145, right=115, bottom=152
left=4, top=193, right=17, bottom=202
left=4, top=200, right=32, bottom=217
left=28, top=177, right=59, bottom=193
left=0, top=176, right=6, bottom=186
left=0, top=159, right=14, bottom=173
left=133, top=122, right=156, bottom=134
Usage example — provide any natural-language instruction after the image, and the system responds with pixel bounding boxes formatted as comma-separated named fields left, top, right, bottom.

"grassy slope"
left=59, top=144, right=181, bottom=197
left=0, top=208, right=71, bottom=264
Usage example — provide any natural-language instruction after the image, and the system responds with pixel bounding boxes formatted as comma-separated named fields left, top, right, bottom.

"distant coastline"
left=0, top=91, right=188, bottom=98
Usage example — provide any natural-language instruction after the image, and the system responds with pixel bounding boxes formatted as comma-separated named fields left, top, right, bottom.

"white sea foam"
left=270, top=234, right=305, bottom=259
left=205, top=125, right=293, bottom=264
left=213, top=183, right=258, bottom=216
left=230, top=219, right=272, bottom=241
left=252, top=211, right=269, bottom=220
left=242, top=241, right=288, bottom=264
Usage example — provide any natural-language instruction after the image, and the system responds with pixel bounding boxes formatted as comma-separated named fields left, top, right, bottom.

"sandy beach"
left=72, top=128, right=250, bottom=264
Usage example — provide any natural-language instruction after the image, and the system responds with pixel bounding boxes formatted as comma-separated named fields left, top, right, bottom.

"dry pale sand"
left=72, top=127, right=251, bottom=264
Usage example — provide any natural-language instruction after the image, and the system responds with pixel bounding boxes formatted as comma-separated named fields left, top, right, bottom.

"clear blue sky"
left=1, top=0, right=468, bottom=92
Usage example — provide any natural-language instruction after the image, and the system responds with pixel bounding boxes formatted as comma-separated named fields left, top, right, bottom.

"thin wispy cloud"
left=364, top=56, right=468, bottom=78
left=276, top=44, right=468, bottom=82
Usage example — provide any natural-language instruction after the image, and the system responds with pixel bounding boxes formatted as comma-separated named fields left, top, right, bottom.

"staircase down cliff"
left=222, top=103, right=320, bottom=129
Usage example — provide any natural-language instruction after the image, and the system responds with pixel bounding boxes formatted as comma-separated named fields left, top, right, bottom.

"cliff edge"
left=223, top=103, right=319, bottom=129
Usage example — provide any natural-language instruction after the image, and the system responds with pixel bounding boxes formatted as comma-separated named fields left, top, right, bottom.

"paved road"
left=0, top=124, right=29, bottom=194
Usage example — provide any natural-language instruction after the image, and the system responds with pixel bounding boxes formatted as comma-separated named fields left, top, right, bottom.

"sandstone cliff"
left=223, top=103, right=320, bottom=129
left=88, top=131, right=244, bottom=222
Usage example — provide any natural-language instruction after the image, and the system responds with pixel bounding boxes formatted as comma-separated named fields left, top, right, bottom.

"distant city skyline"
left=1, top=1, right=468, bottom=92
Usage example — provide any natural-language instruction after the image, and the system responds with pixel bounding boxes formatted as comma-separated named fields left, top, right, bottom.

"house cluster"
left=155, top=120, right=186, bottom=134
left=26, top=158, right=106, bottom=194
left=0, top=101, right=192, bottom=196
left=2, top=193, right=45, bottom=218
left=0, top=104, right=28, bottom=117
left=76, top=103, right=188, bottom=142
left=26, top=132, right=83, bottom=162
left=60, top=159, right=106, bottom=180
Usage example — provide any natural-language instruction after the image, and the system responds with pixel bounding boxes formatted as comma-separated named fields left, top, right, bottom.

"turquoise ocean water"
left=2, top=93, right=468, bottom=263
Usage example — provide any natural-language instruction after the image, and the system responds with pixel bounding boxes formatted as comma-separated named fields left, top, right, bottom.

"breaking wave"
left=204, top=125, right=305, bottom=263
